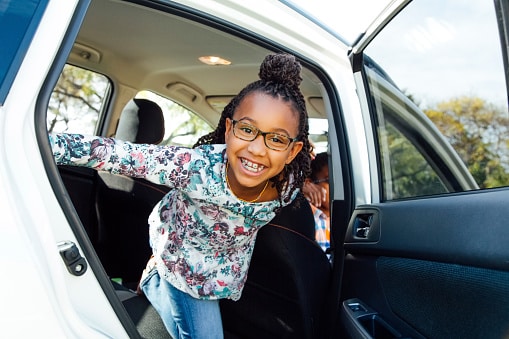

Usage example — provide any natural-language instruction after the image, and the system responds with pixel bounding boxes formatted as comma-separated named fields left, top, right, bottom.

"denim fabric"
left=140, top=269, right=224, bottom=338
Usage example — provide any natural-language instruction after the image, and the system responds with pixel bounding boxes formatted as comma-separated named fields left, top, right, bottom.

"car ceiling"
left=67, top=0, right=326, bottom=128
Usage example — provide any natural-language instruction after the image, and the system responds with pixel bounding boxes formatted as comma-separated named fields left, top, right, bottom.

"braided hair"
left=194, top=53, right=312, bottom=208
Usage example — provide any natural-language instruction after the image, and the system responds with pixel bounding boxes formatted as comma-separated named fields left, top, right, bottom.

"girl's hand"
left=302, top=179, right=326, bottom=207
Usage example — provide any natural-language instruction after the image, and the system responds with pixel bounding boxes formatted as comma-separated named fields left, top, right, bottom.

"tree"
left=47, top=64, right=107, bottom=134
left=381, top=121, right=448, bottom=199
left=424, top=97, right=509, bottom=188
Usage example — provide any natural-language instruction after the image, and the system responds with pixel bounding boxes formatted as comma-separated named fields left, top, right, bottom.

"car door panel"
left=341, top=189, right=509, bottom=338
left=339, top=0, right=509, bottom=337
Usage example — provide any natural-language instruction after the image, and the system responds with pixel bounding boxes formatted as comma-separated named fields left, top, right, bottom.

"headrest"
left=116, top=98, right=165, bottom=144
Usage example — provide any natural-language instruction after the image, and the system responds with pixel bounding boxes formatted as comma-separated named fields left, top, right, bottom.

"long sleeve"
left=49, top=133, right=194, bottom=188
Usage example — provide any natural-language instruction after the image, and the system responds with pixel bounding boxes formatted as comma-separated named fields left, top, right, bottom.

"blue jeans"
left=140, top=268, right=224, bottom=339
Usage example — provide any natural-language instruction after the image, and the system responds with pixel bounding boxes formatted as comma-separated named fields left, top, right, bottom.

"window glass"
left=381, top=121, right=448, bottom=199
left=47, top=64, right=110, bottom=134
left=364, top=0, right=509, bottom=199
left=308, top=118, right=328, bottom=155
left=0, top=0, right=48, bottom=104
left=135, top=91, right=213, bottom=147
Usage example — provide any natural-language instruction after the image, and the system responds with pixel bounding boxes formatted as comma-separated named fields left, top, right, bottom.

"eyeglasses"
left=312, top=177, right=329, bottom=184
left=230, top=119, right=299, bottom=151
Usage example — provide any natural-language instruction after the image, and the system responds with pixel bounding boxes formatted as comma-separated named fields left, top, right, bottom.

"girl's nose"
left=247, top=134, right=267, bottom=155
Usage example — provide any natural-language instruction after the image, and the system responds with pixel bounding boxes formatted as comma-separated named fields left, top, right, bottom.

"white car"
left=1, top=0, right=508, bottom=338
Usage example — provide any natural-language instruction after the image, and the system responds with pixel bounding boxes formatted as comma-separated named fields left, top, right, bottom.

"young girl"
left=49, top=53, right=312, bottom=338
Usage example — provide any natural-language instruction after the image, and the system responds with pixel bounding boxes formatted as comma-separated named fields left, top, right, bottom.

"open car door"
left=339, top=0, right=509, bottom=337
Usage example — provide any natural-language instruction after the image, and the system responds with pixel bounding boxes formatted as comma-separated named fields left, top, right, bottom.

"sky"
left=288, top=0, right=507, bottom=109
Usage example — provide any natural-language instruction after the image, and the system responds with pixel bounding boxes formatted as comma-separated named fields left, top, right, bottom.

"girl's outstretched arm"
left=49, top=133, right=197, bottom=188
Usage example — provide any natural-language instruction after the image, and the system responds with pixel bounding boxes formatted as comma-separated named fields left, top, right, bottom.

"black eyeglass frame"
left=230, top=119, right=299, bottom=151
left=312, top=177, right=329, bottom=184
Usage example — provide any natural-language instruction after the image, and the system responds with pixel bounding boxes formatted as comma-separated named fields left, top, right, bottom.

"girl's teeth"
left=242, top=159, right=264, bottom=172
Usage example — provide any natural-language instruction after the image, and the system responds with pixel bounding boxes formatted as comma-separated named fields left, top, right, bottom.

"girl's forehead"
left=233, top=92, right=300, bottom=133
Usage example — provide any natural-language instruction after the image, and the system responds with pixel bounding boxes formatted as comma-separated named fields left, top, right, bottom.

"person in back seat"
left=49, top=53, right=312, bottom=338
left=303, top=152, right=330, bottom=253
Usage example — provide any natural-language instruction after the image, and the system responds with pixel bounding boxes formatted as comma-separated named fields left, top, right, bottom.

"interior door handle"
left=346, top=209, right=380, bottom=242
left=353, top=214, right=374, bottom=238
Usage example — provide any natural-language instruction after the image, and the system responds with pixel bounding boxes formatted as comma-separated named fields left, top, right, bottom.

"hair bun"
left=258, top=53, right=302, bottom=89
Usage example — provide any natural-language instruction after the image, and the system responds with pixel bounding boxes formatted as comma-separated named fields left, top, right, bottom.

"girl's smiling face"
left=225, top=91, right=303, bottom=200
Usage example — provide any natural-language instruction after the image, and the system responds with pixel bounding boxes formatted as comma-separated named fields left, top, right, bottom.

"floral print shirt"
left=50, top=133, right=295, bottom=300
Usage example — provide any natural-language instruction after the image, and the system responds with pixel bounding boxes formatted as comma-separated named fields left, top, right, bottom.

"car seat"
left=221, top=194, right=332, bottom=339
left=95, top=98, right=170, bottom=287
left=115, top=98, right=165, bottom=144
left=93, top=98, right=171, bottom=337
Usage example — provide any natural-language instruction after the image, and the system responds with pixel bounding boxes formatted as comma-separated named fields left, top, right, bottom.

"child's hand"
left=302, top=179, right=326, bottom=207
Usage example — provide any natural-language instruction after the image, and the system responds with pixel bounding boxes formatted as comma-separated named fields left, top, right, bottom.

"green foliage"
left=424, top=97, right=509, bottom=188
left=381, top=123, right=447, bottom=199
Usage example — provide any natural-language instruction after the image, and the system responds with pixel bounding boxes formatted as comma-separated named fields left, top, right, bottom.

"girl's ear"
left=285, top=141, right=303, bottom=164
left=224, top=118, right=233, bottom=142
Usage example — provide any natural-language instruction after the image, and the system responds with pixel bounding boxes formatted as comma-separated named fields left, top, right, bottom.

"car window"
left=47, top=64, right=110, bottom=135
left=0, top=0, right=48, bottom=104
left=135, top=91, right=213, bottom=147
left=308, top=118, right=328, bottom=155
left=363, top=0, right=509, bottom=200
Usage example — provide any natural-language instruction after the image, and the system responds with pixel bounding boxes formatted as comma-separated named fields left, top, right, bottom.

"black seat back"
left=116, top=98, right=165, bottom=144
left=95, top=173, right=169, bottom=285
left=221, top=194, right=332, bottom=338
